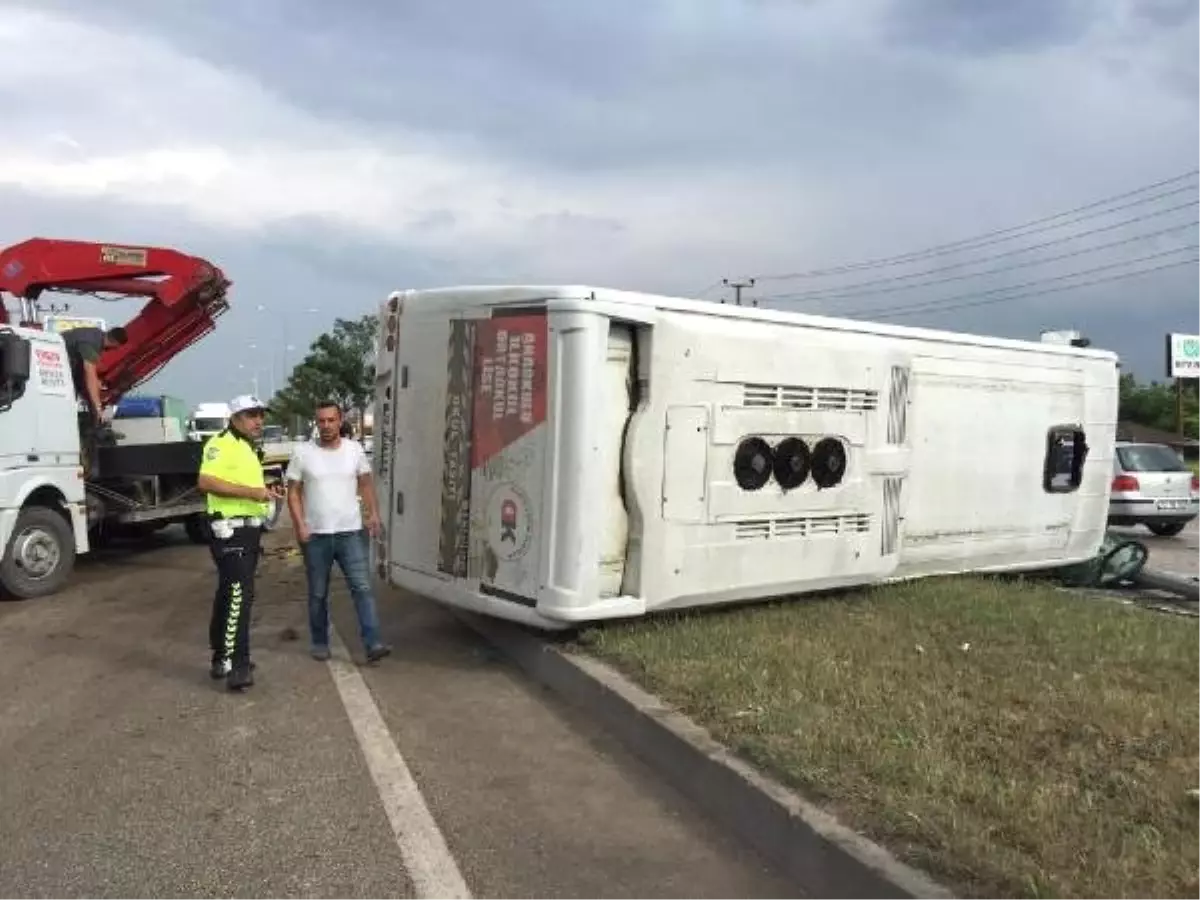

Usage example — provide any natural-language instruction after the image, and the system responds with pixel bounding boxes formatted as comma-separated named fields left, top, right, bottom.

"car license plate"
left=1156, top=499, right=1188, bottom=510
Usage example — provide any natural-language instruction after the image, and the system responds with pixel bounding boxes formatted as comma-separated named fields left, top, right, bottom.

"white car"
left=1107, top=441, right=1199, bottom=537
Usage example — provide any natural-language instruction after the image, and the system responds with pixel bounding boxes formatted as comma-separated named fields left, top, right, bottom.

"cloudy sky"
left=1, top=0, right=1196, bottom=405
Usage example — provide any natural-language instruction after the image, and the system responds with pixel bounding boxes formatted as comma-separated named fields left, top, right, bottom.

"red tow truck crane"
left=0, top=238, right=282, bottom=599
left=0, top=238, right=231, bottom=404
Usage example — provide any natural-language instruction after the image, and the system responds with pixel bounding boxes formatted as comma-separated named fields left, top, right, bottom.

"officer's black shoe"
left=211, top=656, right=256, bottom=679
left=226, top=665, right=255, bottom=692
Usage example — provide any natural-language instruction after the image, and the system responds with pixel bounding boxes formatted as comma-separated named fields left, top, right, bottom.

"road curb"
left=454, top=610, right=953, bottom=899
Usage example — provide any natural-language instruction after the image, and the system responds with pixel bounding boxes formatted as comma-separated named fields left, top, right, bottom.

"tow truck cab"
left=188, top=401, right=231, bottom=442
left=0, top=326, right=90, bottom=599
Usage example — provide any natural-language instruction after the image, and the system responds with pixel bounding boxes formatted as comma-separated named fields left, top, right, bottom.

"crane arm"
left=0, top=238, right=231, bottom=405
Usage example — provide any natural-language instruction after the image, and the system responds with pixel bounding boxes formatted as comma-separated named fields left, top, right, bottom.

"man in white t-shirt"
left=285, top=400, right=391, bottom=663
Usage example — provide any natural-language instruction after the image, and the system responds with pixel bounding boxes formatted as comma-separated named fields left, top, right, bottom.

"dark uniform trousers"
left=77, top=411, right=100, bottom=479
left=208, top=522, right=263, bottom=666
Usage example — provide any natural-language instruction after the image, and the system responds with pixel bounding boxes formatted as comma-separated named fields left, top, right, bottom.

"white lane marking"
left=327, top=625, right=472, bottom=899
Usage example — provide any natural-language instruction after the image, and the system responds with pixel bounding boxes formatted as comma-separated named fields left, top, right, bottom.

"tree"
left=271, top=313, right=378, bottom=430
left=1118, top=372, right=1198, bottom=437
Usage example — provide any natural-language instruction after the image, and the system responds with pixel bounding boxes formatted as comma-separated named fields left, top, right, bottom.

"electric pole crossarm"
left=722, top=277, right=756, bottom=306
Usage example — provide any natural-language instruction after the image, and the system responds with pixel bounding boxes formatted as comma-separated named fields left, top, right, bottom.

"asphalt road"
left=0, top=526, right=792, bottom=899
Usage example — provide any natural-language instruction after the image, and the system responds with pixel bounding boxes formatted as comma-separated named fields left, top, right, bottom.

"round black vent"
left=810, top=437, right=847, bottom=489
left=772, top=437, right=811, bottom=490
left=733, top=437, right=773, bottom=491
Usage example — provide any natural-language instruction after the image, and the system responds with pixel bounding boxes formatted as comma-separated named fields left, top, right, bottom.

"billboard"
left=1166, top=333, right=1200, bottom=379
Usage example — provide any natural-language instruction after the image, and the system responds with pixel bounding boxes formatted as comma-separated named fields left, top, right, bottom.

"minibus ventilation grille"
left=886, top=367, right=910, bottom=445
left=734, top=513, right=872, bottom=541
left=881, top=476, right=903, bottom=555
left=741, top=383, right=879, bottom=412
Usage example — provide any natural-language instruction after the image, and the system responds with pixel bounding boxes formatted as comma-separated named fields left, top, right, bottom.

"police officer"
left=196, top=395, right=284, bottom=691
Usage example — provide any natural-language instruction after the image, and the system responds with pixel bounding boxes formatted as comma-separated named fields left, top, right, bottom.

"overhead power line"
left=841, top=244, right=1199, bottom=319
left=865, top=257, right=1198, bottom=321
left=692, top=279, right=725, bottom=298
left=763, top=217, right=1198, bottom=305
left=752, top=169, right=1199, bottom=282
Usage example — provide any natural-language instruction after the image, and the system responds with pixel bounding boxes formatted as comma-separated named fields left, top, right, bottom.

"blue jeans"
left=301, top=529, right=383, bottom=652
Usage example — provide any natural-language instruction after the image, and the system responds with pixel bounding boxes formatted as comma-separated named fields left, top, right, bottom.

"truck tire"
left=0, top=506, right=76, bottom=600
left=1147, top=521, right=1188, bottom=537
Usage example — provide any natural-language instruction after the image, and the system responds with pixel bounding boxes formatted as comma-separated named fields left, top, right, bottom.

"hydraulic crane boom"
left=0, top=238, right=230, bottom=405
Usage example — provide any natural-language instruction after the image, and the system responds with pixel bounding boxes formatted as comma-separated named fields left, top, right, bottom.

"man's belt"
left=211, top=515, right=265, bottom=528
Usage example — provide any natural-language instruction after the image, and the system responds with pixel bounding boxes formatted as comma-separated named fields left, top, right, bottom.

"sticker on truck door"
left=34, top=345, right=69, bottom=396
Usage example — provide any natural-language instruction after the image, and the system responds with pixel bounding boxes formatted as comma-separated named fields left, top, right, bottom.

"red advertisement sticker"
left=470, top=312, right=548, bottom=470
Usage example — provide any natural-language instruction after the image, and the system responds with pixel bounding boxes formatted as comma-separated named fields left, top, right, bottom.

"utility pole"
left=722, top=277, right=756, bottom=306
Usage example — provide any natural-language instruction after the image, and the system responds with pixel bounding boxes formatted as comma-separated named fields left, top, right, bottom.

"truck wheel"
left=0, top=506, right=76, bottom=600
left=184, top=515, right=211, bottom=545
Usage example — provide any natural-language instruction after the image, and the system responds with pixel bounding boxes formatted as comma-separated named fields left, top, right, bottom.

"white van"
left=371, top=286, right=1119, bottom=630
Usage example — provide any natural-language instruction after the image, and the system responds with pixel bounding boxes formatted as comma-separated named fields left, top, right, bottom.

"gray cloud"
left=23, top=0, right=1196, bottom=178
left=882, top=0, right=1098, bottom=54
left=1133, top=0, right=1200, bottom=30
left=2, top=2, right=1051, bottom=171
left=3, top=0, right=1197, bottom=404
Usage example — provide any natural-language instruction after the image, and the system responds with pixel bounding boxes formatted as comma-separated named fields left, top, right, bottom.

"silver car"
left=1107, top=441, right=1199, bottom=537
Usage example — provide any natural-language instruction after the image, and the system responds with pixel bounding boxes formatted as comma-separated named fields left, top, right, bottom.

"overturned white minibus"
left=370, top=286, right=1118, bottom=630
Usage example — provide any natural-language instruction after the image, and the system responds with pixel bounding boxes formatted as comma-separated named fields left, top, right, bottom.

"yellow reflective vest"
left=199, top=429, right=267, bottom=518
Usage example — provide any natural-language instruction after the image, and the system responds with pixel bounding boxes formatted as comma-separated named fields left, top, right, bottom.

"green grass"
left=577, top=577, right=1199, bottom=899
